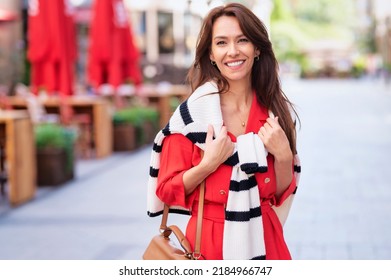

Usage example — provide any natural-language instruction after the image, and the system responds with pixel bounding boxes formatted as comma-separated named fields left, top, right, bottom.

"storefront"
left=0, top=0, right=23, bottom=95
left=71, top=0, right=271, bottom=84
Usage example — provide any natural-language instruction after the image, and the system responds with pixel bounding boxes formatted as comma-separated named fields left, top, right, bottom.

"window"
left=158, top=11, right=174, bottom=54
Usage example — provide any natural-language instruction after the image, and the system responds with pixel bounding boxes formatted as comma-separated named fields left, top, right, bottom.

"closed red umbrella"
left=27, top=0, right=50, bottom=94
left=27, top=0, right=76, bottom=97
left=87, top=0, right=142, bottom=91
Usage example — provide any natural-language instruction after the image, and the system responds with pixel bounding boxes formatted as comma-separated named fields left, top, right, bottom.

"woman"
left=147, top=3, right=300, bottom=260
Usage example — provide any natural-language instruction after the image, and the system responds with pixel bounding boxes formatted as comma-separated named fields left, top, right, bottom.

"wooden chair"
left=59, top=101, right=94, bottom=159
left=0, top=129, right=7, bottom=199
left=17, top=84, right=93, bottom=159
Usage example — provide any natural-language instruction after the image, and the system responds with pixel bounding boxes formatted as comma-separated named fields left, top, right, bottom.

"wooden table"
left=7, top=96, right=113, bottom=158
left=0, top=110, right=36, bottom=206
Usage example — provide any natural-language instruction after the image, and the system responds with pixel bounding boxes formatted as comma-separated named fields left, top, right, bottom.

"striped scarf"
left=147, top=81, right=300, bottom=259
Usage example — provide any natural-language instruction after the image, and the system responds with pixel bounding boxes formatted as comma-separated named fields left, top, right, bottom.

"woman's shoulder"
left=161, top=133, right=196, bottom=159
left=189, top=80, right=219, bottom=100
left=162, top=133, right=194, bottom=149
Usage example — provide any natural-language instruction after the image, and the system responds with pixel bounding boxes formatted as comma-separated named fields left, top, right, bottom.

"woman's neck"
left=221, top=83, right=252, bottom=109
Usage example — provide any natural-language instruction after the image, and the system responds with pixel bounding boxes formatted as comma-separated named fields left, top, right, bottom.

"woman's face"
left=209, top=15, right=259, bottom=85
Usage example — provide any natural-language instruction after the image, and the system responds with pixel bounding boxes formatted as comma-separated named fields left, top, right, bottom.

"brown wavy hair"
left=186, top=3, right=299, bottom=154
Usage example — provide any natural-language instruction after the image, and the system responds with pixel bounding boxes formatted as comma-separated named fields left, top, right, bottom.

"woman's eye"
left=238, top=38, right=249, bottom=43
left=216, top=41, right=226, bottom=45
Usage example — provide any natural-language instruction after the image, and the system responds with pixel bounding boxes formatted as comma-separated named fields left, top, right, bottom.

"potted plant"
left=138, top=106, right=159, bottom=144
left=112, top=107, right=140, bottom=151
left=112, top=106, right=159, bottom=151
left=35, top=123, right=76, bottom=186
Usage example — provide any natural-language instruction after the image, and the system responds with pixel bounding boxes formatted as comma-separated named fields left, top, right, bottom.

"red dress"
left=156, top=97, right=297, bottom=260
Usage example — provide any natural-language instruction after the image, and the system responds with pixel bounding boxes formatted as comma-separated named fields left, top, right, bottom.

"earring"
left=211, top=60, right=216, bottom=66
left=254, top=55, right=260, bottom=61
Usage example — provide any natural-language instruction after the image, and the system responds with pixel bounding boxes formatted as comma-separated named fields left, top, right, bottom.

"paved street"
left=0, top=78, right=390, bottom=260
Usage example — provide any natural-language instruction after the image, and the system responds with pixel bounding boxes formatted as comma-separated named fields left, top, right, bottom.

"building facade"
left=0, top=0, right=23, bottom=95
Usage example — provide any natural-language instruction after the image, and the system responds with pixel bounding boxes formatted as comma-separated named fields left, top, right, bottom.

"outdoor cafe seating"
left=12, top=84, right=94, bottom=159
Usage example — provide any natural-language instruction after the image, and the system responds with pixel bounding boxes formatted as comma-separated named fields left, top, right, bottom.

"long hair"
left=186, top=3, right=299, bottom=154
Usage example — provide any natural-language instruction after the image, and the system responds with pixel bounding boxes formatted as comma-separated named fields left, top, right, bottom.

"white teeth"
left=227, top=61, right=244, bottom=67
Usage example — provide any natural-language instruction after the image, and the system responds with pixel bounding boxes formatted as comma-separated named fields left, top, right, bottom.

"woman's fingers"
left=205, top=124, right=214, bottom=144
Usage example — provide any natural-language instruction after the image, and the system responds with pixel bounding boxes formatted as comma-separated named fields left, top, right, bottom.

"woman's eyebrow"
left=213, top=34, right=245, bottom=40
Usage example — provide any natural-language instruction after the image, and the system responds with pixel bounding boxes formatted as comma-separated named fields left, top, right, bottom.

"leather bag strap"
left=193, top=179, right=205, bottom=259
left=160, top=204, right=169, bottom=231
left=194, top=150, right=205, bottom=258
left=160, top=180, right=205, bottom=259
left=160, top=150, right=206, bottom=259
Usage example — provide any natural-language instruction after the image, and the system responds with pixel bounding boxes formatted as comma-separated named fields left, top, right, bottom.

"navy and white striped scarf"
left=147, top=81, right=300, bottom=259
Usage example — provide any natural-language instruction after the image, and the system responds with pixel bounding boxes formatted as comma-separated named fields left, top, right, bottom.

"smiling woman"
left=146, top=2, right=301, bottom=260
left=209, top=16, right=260, bottom=88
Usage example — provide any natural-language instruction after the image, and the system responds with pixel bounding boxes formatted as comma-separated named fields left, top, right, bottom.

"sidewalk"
left=283, top=78, right=391, bottom=259
left=0, top=148, right=169, bottom=260
left=0, top=78, right=390, bottom=260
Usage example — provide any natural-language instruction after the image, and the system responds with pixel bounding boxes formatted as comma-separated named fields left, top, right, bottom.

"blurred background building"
left=0, top=0, right=390, bottom=96
left=355, top=0, right=391, bottom=81
left=0, top=0, right=24, bottom=95
left=69, top=0, right=273, bottom=85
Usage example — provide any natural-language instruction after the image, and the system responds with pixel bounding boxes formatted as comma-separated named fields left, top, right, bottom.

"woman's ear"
left=255, top=49, right=260, bottom=57
left=209, top=52, right=215, bottom=62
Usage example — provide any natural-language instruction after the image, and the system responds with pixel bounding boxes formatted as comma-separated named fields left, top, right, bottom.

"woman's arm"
left=258, top=117, right=293, bottom=198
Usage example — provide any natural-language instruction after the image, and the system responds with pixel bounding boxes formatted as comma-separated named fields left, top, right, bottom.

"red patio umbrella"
left=87, top=0, right=142, bottom=104
left=27, top=0, right=76, bottom=98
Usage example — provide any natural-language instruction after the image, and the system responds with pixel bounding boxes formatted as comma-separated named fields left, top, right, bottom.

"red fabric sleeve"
left=156, top=134, right=196, bottom=208
left=272, top=161, right=297, bottom=207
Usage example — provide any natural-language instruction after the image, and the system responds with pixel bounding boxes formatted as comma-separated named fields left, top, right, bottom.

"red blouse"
left=156, top=95, right=297, bottom=260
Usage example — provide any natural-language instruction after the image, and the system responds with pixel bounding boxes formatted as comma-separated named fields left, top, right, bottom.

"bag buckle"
left=160, top=227, right=172, bottom=238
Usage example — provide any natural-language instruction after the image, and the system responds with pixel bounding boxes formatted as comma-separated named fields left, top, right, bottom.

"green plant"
left=351, top=56, right=366, bottom=78
left=35, top=124, right=66, bottom=149
left=113, top=106, right=159, bottom=125
left=112, top=106, right=159, bottom=146
left=169, top=97, right=181, bottom=113
left=112, top=107, right=143, bottom=126
left=139, top=106, right=160, bottom=144
left=34, top=123, right=76, bottom=173
left=140, top=106, right=159, bottom=129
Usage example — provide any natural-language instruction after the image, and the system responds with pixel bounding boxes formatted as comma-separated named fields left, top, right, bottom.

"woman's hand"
left=182, top=124, right=234, bottom=195
left=202, top=124, right=234, bottom=172
left=258, top=117, right=293, bottom=197
left=258, top=117, right=292, bottom=162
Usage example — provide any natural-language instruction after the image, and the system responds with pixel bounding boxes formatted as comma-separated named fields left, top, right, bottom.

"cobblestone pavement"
left=0, top=78, right=390, bottom=260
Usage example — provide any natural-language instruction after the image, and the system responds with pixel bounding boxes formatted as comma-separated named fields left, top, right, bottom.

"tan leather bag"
left=142, top=225, right=195, bottom=260
left=143, top=180, right=205, bottom=260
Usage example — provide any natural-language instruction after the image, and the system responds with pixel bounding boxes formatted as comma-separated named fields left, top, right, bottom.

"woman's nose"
left=228, top=43, right=239, bottom=56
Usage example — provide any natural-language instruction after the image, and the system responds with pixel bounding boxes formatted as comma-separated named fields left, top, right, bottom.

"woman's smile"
left=225, top=60, right=245, bottom=68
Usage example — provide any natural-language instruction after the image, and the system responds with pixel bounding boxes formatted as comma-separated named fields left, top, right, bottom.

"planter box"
left=36, top=148, right=74, bottom=186
left=143, top=121, right=157, bottom=144
left=113, top=124, right=136, bottom=151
